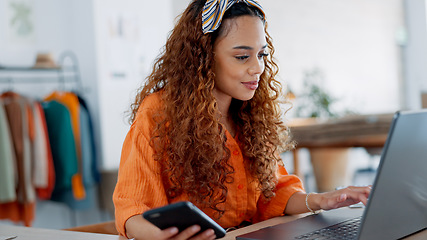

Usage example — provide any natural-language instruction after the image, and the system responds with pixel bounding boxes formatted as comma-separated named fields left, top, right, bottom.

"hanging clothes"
left=79, top=101, right=97, bottom=187
left=0, top=92, right=36, bottom=227
left=69, top=93, right=99, bottom=210
left=42, top=100, right=79, bottom=197
left=0, top=89, right=100, bottom=221
left=32, top=102, right=55, bottom=200
left=44, top=91, right=85, bottom=200
left=0, top=55, right=99, bottom=223
left=76, top=94, right=100, bottom=184
left=0, top=98, right=16, bottom=203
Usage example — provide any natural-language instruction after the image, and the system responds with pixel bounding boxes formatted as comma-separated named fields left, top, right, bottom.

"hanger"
left=57, top=51, right=83, bottom=95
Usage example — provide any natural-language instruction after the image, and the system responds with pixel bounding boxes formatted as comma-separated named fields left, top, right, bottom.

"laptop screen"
left=358, top=110, right=427, bottom=239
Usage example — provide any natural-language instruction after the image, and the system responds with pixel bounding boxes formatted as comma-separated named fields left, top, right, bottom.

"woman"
left=113, top=0, right=371, bottom=239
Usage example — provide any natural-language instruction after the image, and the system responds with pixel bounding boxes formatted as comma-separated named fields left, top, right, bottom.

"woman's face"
left=213, top=15, right=267, bottom=103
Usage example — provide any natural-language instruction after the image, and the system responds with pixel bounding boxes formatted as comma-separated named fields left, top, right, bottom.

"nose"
left=248, top=58, right=264, bottom=76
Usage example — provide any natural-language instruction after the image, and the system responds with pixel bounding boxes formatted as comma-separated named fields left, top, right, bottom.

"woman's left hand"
left=309, top=186, right=372, bottom=211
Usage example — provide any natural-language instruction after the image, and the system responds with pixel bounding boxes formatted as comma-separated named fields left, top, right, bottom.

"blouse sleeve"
left=253, top=164, right=305, bottom=222
left=112, top=94, right=168, bottom=237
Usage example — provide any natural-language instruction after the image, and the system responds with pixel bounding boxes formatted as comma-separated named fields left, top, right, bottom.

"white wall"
left=0, top=0, right=70, bottom=66
left=172, top=0, right=191, bottom=22
left=403, top=0, right=427, bottom=109
left=262, top=0, right=405, bottom=116
left=93, top=0, right=173, bottom=170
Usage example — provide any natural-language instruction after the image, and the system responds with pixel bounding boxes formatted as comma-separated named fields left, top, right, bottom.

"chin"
left=235, top=93, right=256, bottom=101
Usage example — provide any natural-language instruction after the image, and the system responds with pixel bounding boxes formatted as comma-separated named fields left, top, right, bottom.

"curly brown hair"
left=129, top=0, right=294, bottom=218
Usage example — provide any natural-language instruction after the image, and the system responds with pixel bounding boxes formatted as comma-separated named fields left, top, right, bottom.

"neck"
left=212, top=90, right=235, bottom=136
left=217, top=100, right=232, bottom=126
left=213, top=90, right=232, bottom=119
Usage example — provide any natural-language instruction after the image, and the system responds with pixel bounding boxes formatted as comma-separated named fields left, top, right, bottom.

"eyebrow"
left=233, top=44, right=268, bottom=50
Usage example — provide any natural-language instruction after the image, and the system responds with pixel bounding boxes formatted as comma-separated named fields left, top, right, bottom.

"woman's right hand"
left=125, top=215, right=217, bottom=240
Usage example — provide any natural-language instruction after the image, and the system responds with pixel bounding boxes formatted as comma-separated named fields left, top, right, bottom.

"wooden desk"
left=289, top=113, right=394, bottom=178
left=222, top=213, right=309, bottom=239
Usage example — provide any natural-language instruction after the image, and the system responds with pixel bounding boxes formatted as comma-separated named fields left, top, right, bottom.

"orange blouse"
left=113, top=92, right=305, bottom=237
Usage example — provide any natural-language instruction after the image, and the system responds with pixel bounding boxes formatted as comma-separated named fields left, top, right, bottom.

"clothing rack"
left=0, top=51, right=100, bottom=227
left=0, top=51, right=83, bottom=92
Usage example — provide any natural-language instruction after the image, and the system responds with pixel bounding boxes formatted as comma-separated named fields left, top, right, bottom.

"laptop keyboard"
left=295, top=216, right=362, bottom=240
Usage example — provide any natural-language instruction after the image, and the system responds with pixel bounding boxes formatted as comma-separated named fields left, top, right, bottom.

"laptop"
left=237, top=110, right=427, bottom=240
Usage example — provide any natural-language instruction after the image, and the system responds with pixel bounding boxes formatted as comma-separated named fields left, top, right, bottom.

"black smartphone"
left=142, top=201, right=226, bottom=239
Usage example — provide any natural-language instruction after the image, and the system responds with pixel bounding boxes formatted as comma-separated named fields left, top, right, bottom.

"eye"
left=235, top=55, right=249, bottom=60
left=258, top=52, right=269, bottom=59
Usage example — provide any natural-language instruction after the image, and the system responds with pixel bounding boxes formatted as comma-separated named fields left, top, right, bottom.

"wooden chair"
left=64, top=220, right=118, bottom=235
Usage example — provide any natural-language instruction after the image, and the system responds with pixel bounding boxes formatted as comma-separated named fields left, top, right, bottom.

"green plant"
left=295, top=68, right=339, bottom=118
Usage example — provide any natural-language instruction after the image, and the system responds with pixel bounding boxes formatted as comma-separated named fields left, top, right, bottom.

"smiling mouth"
left=242, top=81, right=259, bottom=90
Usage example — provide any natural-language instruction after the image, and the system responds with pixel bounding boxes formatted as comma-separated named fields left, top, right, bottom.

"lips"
left=242, top=81, right=259, bottom=90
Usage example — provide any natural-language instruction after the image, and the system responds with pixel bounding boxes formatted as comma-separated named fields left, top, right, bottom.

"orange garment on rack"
left=113, top=92, right=305, bottom=237
left=0, top=202, right=35, bottom=226
left=44, top=91, right=85, bottom=200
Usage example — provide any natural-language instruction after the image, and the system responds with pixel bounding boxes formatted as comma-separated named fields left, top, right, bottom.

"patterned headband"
left=202, top=0, right=265, bottom=34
